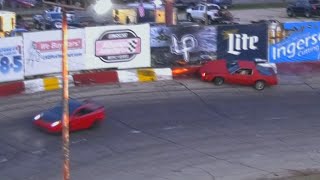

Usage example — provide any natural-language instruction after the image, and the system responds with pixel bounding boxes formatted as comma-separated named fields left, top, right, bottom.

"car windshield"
left=208, top=5, right=219, bottom=10
left=309, top=0, right=319, bottom=4
left=227, top=61, right=240, bottom=73
left=41, top=100, right=82, bottom=122
left=50, top=13, right=62, bottom=19
left=256, top=65, right=274, bottom=76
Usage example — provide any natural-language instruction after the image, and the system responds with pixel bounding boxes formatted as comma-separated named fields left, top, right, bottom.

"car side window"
left=200, top=6, right=205, bottom=11
left=296, top=0, right=306, bottom=6
left=208, top=5, right=220, bottom=10
left=235, top=69, right=253, bottom=75
left=45, top=14, right=51, bottom=20
left=75, top=108, right=93, bottom=117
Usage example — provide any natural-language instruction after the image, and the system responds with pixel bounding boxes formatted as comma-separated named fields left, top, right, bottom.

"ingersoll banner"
left=217, top=23, right=268, bottom=61
left=269, top=21, right=320, bottom=63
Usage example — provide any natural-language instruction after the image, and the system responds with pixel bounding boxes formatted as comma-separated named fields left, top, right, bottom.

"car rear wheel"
left=208, top=16, right=216, bottom=25
left=213, top=77, right=224, bottom=86
left=187, top=13, right=193, bottom=22
left=287, top=9, right=294, bottom=17
left=254, top=80, right=265, bottom=91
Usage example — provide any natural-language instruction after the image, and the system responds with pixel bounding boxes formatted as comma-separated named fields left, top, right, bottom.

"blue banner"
left=217, top=23, right=268, bottom=61
left=269, top=21, right=320, bottom=63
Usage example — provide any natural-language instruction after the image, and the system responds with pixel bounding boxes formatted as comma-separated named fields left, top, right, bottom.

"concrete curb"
left=1, top=62, right=320, bottom=98
left=0, top=68, right=174, bottom=97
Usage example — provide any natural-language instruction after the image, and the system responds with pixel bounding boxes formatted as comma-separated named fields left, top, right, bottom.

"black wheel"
left=187, top=13, right=193, bottom=22
left=304, top=10, right=311, bottom=18
left=287, top=9, right=294, bottom=17
left=35, top=23, right=40, bottom=30
left=213, top=77, right=224, bottom=86
left=41, top=24, right=46, bottom=30
left=90, top=120, right=101, bottom=129
left=254, top=80, right=265, bottom=91
left=208, top=16, right=218, bottom=25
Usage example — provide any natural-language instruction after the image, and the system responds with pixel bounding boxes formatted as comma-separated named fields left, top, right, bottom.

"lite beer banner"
left=150, top=25, right=217, bottom=67
left=268, top=21, right=320, bottom=63
left=217, top=23, right=268, bottom=61
left=0, top=37, right=24, bottom=83
left=23, top=29, right=86, bottom=76
left=85, top=24, right=150, bottom=70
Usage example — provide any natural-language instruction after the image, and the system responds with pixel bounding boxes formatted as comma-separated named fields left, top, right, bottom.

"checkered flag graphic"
left=128, top=39, right=138, bottom=53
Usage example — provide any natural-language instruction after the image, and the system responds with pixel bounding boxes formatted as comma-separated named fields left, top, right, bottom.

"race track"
left=1, top=76, right=320, bottom=180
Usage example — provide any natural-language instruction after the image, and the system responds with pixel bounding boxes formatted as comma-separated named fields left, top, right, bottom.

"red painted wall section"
left=0, top=81, right=25, bottom=97
left=73, top=71, right=119, bottom=86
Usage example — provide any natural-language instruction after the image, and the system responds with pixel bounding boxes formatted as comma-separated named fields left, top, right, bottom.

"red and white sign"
left=23, top=29, right=86, bottom=76
left=95, top=38, right=141, bottom=56
left=34, top=39, right=82, bottom=52
left=85, top=24, right=151, bottom=70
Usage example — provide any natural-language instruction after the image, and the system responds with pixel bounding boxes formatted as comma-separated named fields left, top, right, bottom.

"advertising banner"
left=151, top=25, right=217, bottom=67
left=217, top=23, right=268, bottom=61
left=85, top=24, right=150, bottom=70
left=268, top=21, right=320, bottom=63
left=23, top=29, right=85, bottom=76
left=0, top=37, right=24, bottom=83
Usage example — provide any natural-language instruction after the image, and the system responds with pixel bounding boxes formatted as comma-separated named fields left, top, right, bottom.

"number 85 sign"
left=0, top=56, right=23, bottom=74
left=0, top=37, right=24, bottom=83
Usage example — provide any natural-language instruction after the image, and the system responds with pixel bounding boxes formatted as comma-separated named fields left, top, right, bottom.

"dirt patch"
left=257, top=169, right=320, bottom=180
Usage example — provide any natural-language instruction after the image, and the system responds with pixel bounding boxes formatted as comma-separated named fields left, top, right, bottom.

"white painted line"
left=71, top=138, right=87, bottom=144
left=163, top=126, right=182, bottom=130
left=130, top=130, right=141, bottom=134
left=31, top=149, right=46, bottom=155
left=0, top=156, right=8, bottom=163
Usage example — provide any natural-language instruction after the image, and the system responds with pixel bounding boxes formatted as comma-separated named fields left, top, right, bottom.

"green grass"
left=231, top=3, right=286, bottom=10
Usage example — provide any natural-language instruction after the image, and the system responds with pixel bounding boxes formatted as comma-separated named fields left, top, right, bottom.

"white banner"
left=23, top=29, right=86, bottom=76
left=85, top=24, right=151, bottom=70
left=0, top=37, right=24, bottom=83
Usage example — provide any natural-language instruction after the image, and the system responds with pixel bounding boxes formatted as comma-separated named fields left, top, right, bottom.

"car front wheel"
left=213, top=77, right=224, bottom=86
left=90, top=120, right=101, bottom=129
left=304, top=10, right=311, bottom=18
left=254, top=80, right=265, bottom=91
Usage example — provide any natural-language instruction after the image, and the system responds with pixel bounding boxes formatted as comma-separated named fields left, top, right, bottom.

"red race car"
left=33, top=99, right=106, bottom=133
left=200, top=59, right=278, bottom=90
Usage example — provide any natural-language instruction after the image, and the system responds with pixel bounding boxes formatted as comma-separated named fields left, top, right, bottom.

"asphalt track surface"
left=1, top=75, right=320, bottom=180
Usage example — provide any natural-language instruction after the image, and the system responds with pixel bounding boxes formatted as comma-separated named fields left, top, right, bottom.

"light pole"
left=204, top=0, right=208, bottom=25
left=41, top=1, right=111, bottom=179
left=61, top=9, right=70, bottom=180
left=41, top=1, right=84, bottom=180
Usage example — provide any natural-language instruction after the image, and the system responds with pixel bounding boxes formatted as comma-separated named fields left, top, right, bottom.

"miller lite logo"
left=223, top=30, right=259, bottom=56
